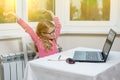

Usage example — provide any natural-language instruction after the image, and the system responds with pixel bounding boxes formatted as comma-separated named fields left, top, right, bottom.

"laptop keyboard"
left=86, top=52, right=99, bottom=60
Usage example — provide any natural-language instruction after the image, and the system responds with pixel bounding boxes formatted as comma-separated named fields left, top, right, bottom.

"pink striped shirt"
left=17, top=17, right=61, bottom=58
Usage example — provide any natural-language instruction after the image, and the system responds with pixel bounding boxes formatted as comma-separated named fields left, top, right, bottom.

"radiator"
left=0, top=53, right=25, bottom=80
left=0, top=35, right=37, bottom=80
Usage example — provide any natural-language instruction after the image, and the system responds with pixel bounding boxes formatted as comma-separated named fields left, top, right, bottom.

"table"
left=24, top=47, right=120, bottom=80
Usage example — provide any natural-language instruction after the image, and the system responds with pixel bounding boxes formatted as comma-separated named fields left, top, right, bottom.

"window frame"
left=0, top=0, right=23, bottom=30
left=0, top=0, right=119, bottom=34
left=60, top=0, right=119, bottom=34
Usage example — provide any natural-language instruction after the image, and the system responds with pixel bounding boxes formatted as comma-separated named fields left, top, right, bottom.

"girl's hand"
left=43, top=10, right=55, bottom=19
left=4, top=12, right=20, bottom=20
left=4, top=12, right=16, bottom=16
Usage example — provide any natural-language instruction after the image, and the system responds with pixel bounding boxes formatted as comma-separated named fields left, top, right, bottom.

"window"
left=62, top=0, right=119, bottom=33
left=0, top=0, right=16, bottom=23
left=70, top=0, right=110, bottom=21
left=27, top=0, right=55, bottom=22
left=0, top=0, right=119, bottom=34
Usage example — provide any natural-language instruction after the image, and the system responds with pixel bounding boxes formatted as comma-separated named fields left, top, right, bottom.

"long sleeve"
left=17, top=18, right=58, bottom=58
left=53, top=17, right=62, bottom=39
left=17, top=18, right=43, bottom=55
left=17, top=19, right=39, bottom=44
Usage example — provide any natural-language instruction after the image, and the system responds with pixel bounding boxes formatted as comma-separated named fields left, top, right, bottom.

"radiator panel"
left=0, top=53, right=25, bottom=80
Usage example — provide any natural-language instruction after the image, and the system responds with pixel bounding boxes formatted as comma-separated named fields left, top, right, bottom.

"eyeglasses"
left=42, top=29, right=55, bottom=35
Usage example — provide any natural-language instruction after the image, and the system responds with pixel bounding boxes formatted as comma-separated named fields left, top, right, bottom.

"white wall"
left=0, top=32, right=119, bottom=55
left=58, top=34, right=120, bottom=51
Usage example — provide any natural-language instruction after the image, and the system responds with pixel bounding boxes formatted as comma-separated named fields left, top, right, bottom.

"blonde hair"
left=36, top=20, right=55, bottom=51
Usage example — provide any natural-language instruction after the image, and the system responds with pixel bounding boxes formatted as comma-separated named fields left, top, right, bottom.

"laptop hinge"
left=101, top=52, right=105, bottom=60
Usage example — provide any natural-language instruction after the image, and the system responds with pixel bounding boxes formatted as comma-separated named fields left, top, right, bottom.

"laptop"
left=73, top=29, right=116, bottom=63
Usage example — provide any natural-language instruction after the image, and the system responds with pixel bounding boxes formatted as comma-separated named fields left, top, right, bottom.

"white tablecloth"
left=24, top=47, right=120, bottom=80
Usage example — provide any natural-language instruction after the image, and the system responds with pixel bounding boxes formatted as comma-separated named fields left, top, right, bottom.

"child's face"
left=43, top=27, right=55, bottom=39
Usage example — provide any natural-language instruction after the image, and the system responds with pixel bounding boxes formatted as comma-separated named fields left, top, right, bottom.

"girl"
left=6, top=10, right=61, bottom=58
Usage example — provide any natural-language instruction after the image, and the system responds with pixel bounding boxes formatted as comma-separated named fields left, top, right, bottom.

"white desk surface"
left=24, top=47, right=120, bottom=80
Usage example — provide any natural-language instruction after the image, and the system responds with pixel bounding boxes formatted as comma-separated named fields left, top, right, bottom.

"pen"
left=48, top=55, right=65, bottom=61
left=58, top=55, right=61, bottom=60
left=48, top=59, right=65, bottom=61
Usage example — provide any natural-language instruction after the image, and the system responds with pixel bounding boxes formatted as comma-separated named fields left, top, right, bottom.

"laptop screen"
left=102, top=29, right=116, bottom=59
